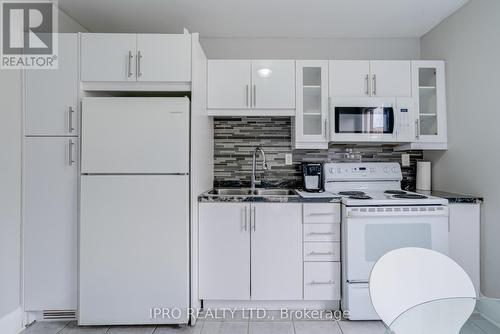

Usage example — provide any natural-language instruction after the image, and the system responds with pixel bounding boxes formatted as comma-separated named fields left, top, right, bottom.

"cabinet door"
left=295, top=60, right=329, bottom=148
left=199, top=203, right=250, bottom=300
left=413, top=61, right=447, bottom=143
left=25, top=34, right=78, bottom=136
left=136, top=34, right=191, bottom=82
left=251, top=60, right=295, bottom=109
left=207, top=60, right=251, bottom=109
left=251, top=203, right=302, bottom=300
left=81, top=33, right=136, bottom=82
left=370, top=61, right=411, bottom=97
left=330, top=60, right=370, bottom=97
left=24, top=137, right=78, bottom=310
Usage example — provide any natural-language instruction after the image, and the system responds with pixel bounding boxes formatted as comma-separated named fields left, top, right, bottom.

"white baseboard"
left=0, top=307, right=24, bottom=334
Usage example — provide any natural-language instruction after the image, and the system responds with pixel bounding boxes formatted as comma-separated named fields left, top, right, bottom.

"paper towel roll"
left=416, top=161, right=431, bottom=191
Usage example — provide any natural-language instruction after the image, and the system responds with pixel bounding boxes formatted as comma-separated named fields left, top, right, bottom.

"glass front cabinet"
left=293, top=60, right=329, bottom=149
left=409, top=60, right=447, bottom=149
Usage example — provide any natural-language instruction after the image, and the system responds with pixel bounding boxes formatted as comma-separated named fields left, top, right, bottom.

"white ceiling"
left=59, top=0, right=469, bottom=38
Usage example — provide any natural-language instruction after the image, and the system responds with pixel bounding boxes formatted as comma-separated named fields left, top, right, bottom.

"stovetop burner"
left=338, top=191, right=366, bottom=196
left=393, top=194, right=428, bottom=199
left=349, top=195, right=373, bottom=200
left=384, top=190, right=407, bottom=195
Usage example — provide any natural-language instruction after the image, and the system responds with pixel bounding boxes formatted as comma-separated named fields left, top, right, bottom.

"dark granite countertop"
left=416, top=190, right=483, bottom=204
left=198, top=189, right=341, bottom=203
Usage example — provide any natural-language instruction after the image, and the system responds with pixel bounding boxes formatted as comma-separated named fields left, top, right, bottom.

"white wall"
left=200, top=37, right=420, bottom=59
left=420, top=0, right=500, bottom=297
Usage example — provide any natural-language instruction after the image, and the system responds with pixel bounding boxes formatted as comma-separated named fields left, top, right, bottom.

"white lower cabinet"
left=304, top=262, right=341, bottom=300
left=198, top=203, right=304, bottom=301
left=303, top=203, right=341, bottom=301
left=251, top=204, right=302, bottom=300
left=199, top=203, right=250, bottom=300
left=24, top=137, right=78, bottom=310
left=199, top=202, right=341, bottom=303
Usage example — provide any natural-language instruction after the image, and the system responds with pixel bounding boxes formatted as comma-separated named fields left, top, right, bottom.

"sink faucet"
left=251, top=147, right=268, bottom=191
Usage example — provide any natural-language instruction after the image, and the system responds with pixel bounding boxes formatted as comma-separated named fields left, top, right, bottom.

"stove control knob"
left=392, top=167, right=398, bottom=173
left=383, top=167, right=389, bottom=173
left=329, top=168, right=334, bottom=174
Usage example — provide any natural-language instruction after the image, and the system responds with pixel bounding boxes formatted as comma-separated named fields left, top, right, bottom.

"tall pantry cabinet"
left=23, top=34, right=79, bottom=313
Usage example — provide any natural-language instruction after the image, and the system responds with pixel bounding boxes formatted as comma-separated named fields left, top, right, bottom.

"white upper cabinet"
left=370, top=61, right=411, bottom=97
left=329, top=60, right=411, bottom=97
left=81, top=34, right=137, bottom=82
left=207, top=60, right=251, bottom=109
left=294, top=60, right=329, bottom=149
left=207, top=59, right=295, bottom=115
left=81, top=33, right=191, bottom=84
left=25, top=34, right=78, bottom=136
left=330, top=60, right=370, bottom=97
left=136, top=34, right=191, bottom=82
left=251, top=60, right=295, bottom=109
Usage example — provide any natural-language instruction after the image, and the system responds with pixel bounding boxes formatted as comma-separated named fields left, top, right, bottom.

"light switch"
left=285, top=153, right=293, bottom=165
left=402, top=154, right=411, bottom=167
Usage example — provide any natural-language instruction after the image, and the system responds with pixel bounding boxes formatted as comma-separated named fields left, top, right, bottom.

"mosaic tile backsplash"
left=214, top=117, right=423, bottom=190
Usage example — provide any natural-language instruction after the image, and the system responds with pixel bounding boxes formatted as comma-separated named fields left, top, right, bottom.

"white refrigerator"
left=79, top=97, right=190, bottom=325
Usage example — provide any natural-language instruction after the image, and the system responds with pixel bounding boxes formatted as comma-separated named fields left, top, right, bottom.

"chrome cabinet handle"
left=372, top=74, right=377, bottom=95
left=253, top=85, right=256, bottom=107
left=244, top=206, right=248, bottom=231
left=308, top=251, right=334, bottom=256
left=252, top=206, right=256, bottom=232
left=128, top=50, right=133, bottom=78
left=310, top=280, right=335, bottom=285
left=68, top=139, right=75, bottom=166
left=323, top=119, right=327, bottom=138
left=137, top=50, right=142, bottom=77
left=365, top=74, right=370, bottom=95
left=308, top=212, right=333, bottom=216
left=308, top=232, right=333, bottom=235
left=245, top=85, right=249, bottom=107
left=68, top=106, right=75, bottom=133
left=415, top=119, right=420, bottom=139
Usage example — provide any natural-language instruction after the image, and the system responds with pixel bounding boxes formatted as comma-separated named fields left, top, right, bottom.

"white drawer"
left=304, top=262, right=340, bottom=300
left=303, top=203, right=340, bottom=224
left=303, top=224, right=340, bottom=242
left=304, top=242, right=340, bottom=262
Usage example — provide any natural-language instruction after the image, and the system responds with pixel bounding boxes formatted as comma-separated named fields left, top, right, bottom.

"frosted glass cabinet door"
left=25, top=34, right=78, bottom=135
left=24, top=137, right=78, bottom=310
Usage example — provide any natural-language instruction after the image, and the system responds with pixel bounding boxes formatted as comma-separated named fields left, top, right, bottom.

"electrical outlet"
left=402, top=154, right=411, bottom=167
left=285, top=153, right=293, bottom=165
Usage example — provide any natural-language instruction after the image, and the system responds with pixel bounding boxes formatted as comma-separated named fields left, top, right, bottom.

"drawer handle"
left=308, top=213, right=334, bottom=216
left=308, top=251, right=334, bottom=256
left=307, top=232, right=333, bottom=236
left=310, top=280, right=335, bottom=285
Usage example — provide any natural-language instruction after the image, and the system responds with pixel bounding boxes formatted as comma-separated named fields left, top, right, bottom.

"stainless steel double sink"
left=207, top=188, right=297, bottom=197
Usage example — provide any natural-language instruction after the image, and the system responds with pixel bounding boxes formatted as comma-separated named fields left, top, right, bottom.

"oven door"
left=330, top=98, right=398, bottom=142
left=343, top=205, right=449, bottom=282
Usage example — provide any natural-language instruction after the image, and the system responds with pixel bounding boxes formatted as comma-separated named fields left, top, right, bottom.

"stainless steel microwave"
left=329, top=97, right=414, bottom=143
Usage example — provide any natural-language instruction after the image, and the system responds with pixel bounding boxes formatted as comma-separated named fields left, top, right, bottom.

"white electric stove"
left=323, top=162, right=449, bottom=320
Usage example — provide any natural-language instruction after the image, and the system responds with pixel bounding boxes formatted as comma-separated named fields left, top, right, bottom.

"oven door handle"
left=347, top=280, right=369, bottom=284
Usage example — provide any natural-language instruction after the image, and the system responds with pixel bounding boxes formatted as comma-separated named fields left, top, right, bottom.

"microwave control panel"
left=396, top=98, right=414, bottom=142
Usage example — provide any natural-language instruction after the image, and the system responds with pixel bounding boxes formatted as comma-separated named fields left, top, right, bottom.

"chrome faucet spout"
left=251, top=147, right=268, bottom=191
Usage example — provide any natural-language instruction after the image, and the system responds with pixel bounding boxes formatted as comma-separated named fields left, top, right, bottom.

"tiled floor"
left=20, top=319, right=387, bottom=334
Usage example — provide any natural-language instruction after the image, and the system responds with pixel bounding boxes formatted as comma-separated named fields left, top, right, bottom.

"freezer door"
left=79, top=175, right=189, bottom=325
left=81, top=97, right=189, bottom=174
